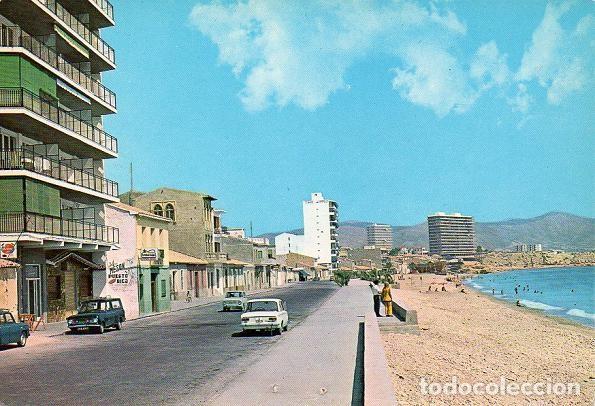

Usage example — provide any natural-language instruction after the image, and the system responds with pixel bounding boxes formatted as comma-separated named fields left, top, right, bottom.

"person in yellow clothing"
left=381, top=282, right=393, bottom=317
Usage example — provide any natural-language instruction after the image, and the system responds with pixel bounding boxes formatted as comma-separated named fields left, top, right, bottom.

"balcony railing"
left=38, top=0, right=116, bottom=65
left=0, top=24, right=116, bottom=109
left=0, top=211, right=119, bottom=243
left=90, top=0, right=114, bottom=21
left=0, top=148, right=118, bottom=197
left=0, top=88, right=118, bottom=154
left=205, top=252, right=229, bottom=261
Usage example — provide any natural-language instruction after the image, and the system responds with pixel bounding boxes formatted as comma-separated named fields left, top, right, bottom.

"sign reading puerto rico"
left=140, top=248, right=158, bottom=260
left=108, top=262, right=130, bottom=285
left=0, top=242, right=17, bottom=259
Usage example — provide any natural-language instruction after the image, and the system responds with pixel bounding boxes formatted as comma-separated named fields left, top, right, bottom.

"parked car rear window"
left=226, top=292, right=243, bottom=298
left=247, top=301, right=279, bottom=312
left=111, top=300, right=121, bottom=309
left=0, top=313, right=15, bottom=323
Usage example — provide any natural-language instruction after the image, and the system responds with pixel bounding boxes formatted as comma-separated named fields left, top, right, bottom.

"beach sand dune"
left=383, top=274, right=594, bottom=405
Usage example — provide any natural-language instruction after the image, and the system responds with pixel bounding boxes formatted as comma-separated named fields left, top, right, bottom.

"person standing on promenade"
left=369, top=280, right=382, bottom=317
left=381, top=282, right=393, bottom=317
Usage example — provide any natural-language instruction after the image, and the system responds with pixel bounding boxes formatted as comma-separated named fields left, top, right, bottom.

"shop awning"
left=46, top=252, right=104, bottom=270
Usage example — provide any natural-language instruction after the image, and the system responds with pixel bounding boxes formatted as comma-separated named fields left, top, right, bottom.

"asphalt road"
left=0, top=282, right=339, bottom=406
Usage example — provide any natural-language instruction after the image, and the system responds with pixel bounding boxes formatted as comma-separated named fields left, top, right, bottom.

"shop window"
left=153, top=204, right=163, bottom=217
left=165, top=203, right=175, bottom=221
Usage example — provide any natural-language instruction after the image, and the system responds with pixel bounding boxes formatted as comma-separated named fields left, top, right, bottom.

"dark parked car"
left=0, top=309, right=30, bottom=347
left=66, top=298, right=126, bottom=334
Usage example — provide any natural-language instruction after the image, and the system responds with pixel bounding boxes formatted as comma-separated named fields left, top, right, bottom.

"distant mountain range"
left=259, top=212, right=595, bottom=251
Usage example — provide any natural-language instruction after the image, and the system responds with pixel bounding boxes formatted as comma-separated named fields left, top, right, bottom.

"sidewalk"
left=206, top=279, right=371, bottom=405
left=28, top=283, right=300, bottom=342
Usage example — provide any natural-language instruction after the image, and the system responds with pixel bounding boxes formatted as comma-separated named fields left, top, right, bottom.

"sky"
left=102, top=0, right=594, bottom=234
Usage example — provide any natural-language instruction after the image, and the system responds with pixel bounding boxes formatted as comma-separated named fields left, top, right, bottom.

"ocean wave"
left=566, top=309, right=595, bottom=321
left=481, top=289, right=492, bottom=293
left=519, top=300, right=563, bottom=311
left=471, top=283, right=484, bottom=289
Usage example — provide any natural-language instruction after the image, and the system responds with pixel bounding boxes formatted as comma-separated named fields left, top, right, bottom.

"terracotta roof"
left=109, top=202, right=172, bottom=222
left=169, top=250, right=208, bottom=265
left=0, top=259, right=20, bottom=268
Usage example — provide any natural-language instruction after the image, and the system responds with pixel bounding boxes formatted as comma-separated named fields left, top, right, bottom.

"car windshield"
left=247, top=301, right=278, bottom=312
left=226, top=292, right=243, bottom=298
left=78, top=301, right=107, bottom=313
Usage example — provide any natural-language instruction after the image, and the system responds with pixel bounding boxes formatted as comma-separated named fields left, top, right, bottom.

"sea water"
left=465, top=266, right=595, bottom=328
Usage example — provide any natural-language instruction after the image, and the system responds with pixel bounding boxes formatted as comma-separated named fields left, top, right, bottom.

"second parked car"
left=0, top=309, right=29, bottom=347
left=222, top=291, right=247, bottom=311
left=66, top=298, right=126, bottom=334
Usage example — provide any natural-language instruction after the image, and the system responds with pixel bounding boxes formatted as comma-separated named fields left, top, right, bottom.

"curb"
left=364, top=312, right=398, bottom=405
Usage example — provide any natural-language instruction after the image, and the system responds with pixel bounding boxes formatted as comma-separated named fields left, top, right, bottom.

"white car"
left=222, top=291, right=247, bottom=311
left=241, top=298, right=289, bottom=334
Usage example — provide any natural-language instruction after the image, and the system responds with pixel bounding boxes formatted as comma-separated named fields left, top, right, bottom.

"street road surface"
left=0, top=282, right=339, bottom=405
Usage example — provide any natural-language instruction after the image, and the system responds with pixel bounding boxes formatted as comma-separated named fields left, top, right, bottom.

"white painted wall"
left=93, top=205, right=140, bottom=319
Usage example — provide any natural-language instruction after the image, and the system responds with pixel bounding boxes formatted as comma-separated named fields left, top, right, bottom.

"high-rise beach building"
left=0, top=0, right=119, bottom=322
left=428, top=212, right=475, bottom=258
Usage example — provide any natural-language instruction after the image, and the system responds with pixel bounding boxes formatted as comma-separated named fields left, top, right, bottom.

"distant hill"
left=260, top=212, right=595, bottom=252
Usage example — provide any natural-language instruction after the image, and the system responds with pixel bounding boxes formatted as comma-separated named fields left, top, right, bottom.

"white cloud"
left=392, top=45, right=478, bottom=117
left=516, top=3, right=594, bottom=105
left=190, top=0, right=469, bottom=113
left=470, top=41, right=510, bottom=90
left=508, top=83, right=533, bottom=114
left=190, top=0, right=593, bottom=117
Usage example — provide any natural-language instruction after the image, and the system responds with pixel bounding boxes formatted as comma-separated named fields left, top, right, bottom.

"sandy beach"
left=383, top=274, right=595, bottom=405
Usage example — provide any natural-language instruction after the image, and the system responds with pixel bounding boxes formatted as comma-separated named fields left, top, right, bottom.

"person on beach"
left=428, top=285, right=432, bottom=291
left=492, top=288, right=495, bottom=295
left=381, top=282, right=393, bottom=317
left=441, top=286, right=446, bottom=292
left=369, top=280, right=382, bottom=317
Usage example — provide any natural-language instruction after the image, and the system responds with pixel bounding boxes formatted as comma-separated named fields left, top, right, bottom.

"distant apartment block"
left=514, top=244, right=543, bottom=252
left=274, top=233, right=306, bottom=255
left=303, top=192, right=339, bottom=271
left=428, top=212, right=476, bottom=258
left=274, top=192, right=339, bottom=272
left=366, top=223, right=393, bottom=250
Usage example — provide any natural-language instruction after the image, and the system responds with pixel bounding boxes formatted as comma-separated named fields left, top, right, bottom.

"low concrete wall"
left=391, top=289, right=418, bottom=324
left=364, top=313, right=398, bottom=405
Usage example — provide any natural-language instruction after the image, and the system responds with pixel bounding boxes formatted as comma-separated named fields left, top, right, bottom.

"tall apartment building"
left=0, top=1, right=119, bottom=322
left=366, top=223, right=393, bottom=250
left=303, top=192, right=339, bottom=270
left=428, top=212, right=475, bottom=258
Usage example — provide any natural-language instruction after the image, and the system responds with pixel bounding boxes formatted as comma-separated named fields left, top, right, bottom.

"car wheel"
left=115, top=320, right=122, bottom=330
left=17, top=332, right=27, bottom=347
left=283, top=322, right=288, bottom=332
left=97, top=323, right=105, bottom=334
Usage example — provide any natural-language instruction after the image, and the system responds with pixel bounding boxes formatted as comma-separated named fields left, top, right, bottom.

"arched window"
left=165, top=203, right=175, bottom=221
left=153, top=204, right=163, bottom=217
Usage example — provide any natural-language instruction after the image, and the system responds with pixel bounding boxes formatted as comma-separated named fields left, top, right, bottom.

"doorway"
left=27, top=278, right=41, bottom=316
left=150, top=273, right=158, bottom=313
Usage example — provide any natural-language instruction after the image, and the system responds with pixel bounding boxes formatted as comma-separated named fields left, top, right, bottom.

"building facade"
left=274, top=232, right=306, bottom=256
left=428, top=212, right=476, bottom=258
left=366, top=223, right=393, bottom=250
left=0, top=1, right=119, bottom=321
left=96, top=203, right=171, bottom=319
left=514, top=244, right=543, bottom=252
left=303, top=192, right=339, bottom=270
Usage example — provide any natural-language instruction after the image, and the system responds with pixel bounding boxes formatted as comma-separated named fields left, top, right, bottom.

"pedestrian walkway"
left=207, top=279, right=371, bottom=405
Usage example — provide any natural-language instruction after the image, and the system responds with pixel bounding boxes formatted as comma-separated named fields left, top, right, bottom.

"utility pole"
left=250, top=221, right=253, bottom=238
left=129, top=162, right=133, bottom=205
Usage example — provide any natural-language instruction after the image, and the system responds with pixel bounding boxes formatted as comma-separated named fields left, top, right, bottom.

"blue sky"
left=103, top=0, right=594, bottom=234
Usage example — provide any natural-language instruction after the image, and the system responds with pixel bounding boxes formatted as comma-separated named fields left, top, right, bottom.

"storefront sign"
left=0, top=242, right=17, bottom=259
left=107, top=259, right=134, bottom=285
left=140, top=248, right=159, bottom=260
